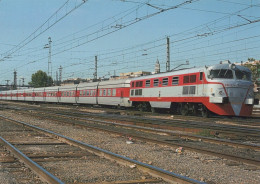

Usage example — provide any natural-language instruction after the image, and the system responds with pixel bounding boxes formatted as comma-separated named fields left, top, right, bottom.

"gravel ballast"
left=1, top=110, right=260, bottom=184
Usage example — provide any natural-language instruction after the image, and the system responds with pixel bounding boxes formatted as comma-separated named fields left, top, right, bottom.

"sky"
left=0, top=0, right=260, bottom=85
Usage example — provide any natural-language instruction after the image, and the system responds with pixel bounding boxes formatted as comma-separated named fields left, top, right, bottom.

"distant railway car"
left=0, top=62, right=258, bottom=117
left=16, top=89, right=25, bottom=101
left=76, top=82, right=99, bottom=105
left=97, top=79, right=131, bottom=107
left=44, top=86, right=59, bottom=103
left=59, top=85, right=77, bottom=104
left=23, top=88, right=34, bottom=102
left=34, top=87, right=45, bottom=102
left=6, top=90, right=12, bottom=101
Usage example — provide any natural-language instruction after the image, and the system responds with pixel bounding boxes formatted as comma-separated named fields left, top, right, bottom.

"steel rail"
left=26, top=105, right=260, bottom=137
left=8, top=109, right=259, bottom=167
left=20, top=111, right=260, bottom=167
left=16, top=107, right=259, bottom=151
left=1, top=103, right=259, bottom=134
left=0, top=115, right=205, bottom=184
left=53, top=112, right=260, bottom=151
left=0, top=136, right=64, bottom=184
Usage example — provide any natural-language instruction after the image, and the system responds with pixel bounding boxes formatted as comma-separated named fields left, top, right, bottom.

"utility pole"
left=59, top=65, right=62, bottom=84
left=5, top=80, right=10, bottom=87
left=56, top=71, right=58, bottom=85
left=94, top=56, right=97, bottom=80
left=13, top=70, right=17, bottom=90
left=21, top=77, right=25, bottom=87
left=166, top=36, right=170, bottom=72
left=44, top=37, right=52, bottom=78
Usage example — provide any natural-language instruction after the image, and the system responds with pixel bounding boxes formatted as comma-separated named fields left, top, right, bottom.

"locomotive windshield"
left=209, top=68, right=251, bottom=81
left=235, top=70, right=251, bottom=81
left=209, top=69, right=233, bottom=79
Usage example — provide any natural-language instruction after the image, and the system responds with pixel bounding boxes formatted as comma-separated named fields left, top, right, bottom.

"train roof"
left=208, top=63, right=251, bottom=73
left=129, top=66, right=205, bottom=81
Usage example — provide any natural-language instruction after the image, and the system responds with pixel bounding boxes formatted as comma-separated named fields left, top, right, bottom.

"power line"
left=0, top=0, right=87, bottom=62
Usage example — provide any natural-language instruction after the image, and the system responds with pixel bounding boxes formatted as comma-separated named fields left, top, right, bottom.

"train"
left=0, top=61, right=259, bottom=117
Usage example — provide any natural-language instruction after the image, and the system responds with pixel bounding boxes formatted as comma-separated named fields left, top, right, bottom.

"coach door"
left=58, top=88, right=61, bottom=102
left=75, top=87, right=79, bottom=103
left=199, top=71, right=205, bottom=96
left=43, top=89, right=46, bottom=102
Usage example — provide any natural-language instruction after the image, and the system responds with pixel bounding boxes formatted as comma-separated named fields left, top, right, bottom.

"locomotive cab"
left=205, top=62, right=258, bottom=116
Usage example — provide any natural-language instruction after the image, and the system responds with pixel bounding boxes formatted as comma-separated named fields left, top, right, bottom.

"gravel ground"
left=1, top=109, right=260, bottom=184
left=0, top=145, right=45, bottom=184
left=0, top=120, right=156, bottom=184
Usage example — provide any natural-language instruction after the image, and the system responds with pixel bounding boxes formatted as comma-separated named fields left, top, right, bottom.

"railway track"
left=0, top=142, right=46, bottom=184
left=0, top=115, right=205, bottom=184
left=4, top=103, right=260, bottom=140
left=3, top=106, right=260, bottom=168
left=1, top=101, right=260, bottom=125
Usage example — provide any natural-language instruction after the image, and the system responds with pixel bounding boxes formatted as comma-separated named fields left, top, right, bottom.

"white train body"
left=0, top=63, right=258, bottom=116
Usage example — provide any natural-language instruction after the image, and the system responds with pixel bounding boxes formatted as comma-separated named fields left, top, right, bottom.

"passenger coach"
left=0, top=62, right=258, bottom=117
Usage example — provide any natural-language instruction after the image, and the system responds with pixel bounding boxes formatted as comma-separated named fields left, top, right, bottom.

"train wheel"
left=138, top=103, right=150, bottom=112
left=180, top=104, right=189, bottom=116
left=201, top=106, right=209, bottom=118
left=170, top=103, right=178, bottom=114
left=137, top=104, right=144, bottom=112
left=191, top=104, right=199, bottom=116
left=151, top=107, right=157, bottom=113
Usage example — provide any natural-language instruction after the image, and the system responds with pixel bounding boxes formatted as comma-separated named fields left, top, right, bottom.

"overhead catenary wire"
left=1, top=0, right=259, bottom=83
left=0, top=0, right=87, bottom=62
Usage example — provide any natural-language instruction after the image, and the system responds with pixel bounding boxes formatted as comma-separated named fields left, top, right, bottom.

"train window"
left=82, top=90, right=85, bottom=96
left=153, top=79, right=159, bottom=86
left=131, top=82, right=135, bottom=87
left=200, top=72, right=203, bottom=80
left=189, top=86, right=196, bottom=94
left=135, top=89, right=138, bottom=95
left=103, top=89, right=106, bottom=96
left=190, top=75, right=196, bottom=83
left=235, top=70, right=251, bottom=81
left=108, top=89, right=111, bottom=96
left=182, top=86, right=189, bottom=95
left=136, top=81, right=140, bottom=87
left=131, top=89, right=134, bottom=96
left=135, top=89, right=142, bottom=96
left=99, top=90, right=102, bottom=96
left=183, top=86, right=196, bottom=95
left=67, top=92, right=69, bottom=96
left=210, top=69, right=233, bottom=79
left=139, top=89, right=142, bottom=95
left=136, top=81, right=143, bottom=87
left=162, top=78, right=168, bottom=86
left=87, top=90, right=89, bottom=96
left=112, top=89, right=116, bottom=96
left=145, top=80, right=150, bottom=87
left=183, top=76, right=189, bottom=83
left=172, top=77, right=179, bottom=85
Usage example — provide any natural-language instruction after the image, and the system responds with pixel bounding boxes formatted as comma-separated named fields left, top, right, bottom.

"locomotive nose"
left=227, top=87, right=248, bottom=116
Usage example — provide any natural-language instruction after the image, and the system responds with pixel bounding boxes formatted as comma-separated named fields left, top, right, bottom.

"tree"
left=244, top=63, right=259, bottom=81
left=28, top=70, right=53, bottom=87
